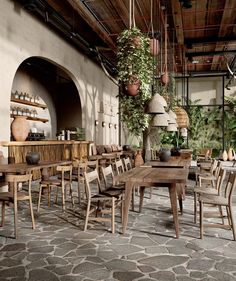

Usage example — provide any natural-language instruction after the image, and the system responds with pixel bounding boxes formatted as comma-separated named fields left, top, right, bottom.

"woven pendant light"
left=173, top=107, right=189, bottom=128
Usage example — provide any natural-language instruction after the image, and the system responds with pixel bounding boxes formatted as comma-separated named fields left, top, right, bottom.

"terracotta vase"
left=134, top=149, right=144, bottom=167
left=222, top=149, right=228, bottom=161
left=228, top=148, right=234, bottom=161
left=126, top=79, right=140, bottom=96
left=149, top=38, right=159, bottom=56
left=11, top=116, right=29, bottom=141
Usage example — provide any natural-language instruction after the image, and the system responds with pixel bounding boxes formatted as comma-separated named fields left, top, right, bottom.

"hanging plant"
left=117, top=26, right=153, bottom=136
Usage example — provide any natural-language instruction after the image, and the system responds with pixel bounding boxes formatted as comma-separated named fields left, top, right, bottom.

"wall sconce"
left=109, top=123, right=113, bottom=128
left=102, top=121, right=106, bottom=127
left=114, top=124, right=117, bottom=129
left=95, top=120, right=99, bottom=126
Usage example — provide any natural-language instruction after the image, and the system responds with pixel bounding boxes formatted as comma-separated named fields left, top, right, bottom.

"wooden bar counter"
left=0, top=140, right=91, bottom=163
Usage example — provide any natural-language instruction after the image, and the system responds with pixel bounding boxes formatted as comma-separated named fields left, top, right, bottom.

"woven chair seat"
left=199, top=194, right=228, bottom=206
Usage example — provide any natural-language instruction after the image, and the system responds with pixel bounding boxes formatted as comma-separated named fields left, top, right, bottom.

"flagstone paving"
left=0, top=178, right=235, bottom=281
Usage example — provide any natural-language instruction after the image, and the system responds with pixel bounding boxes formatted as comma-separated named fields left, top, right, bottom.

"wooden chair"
left=71, top=160, right=87, bottom=204
left=196, top=159, right=219, bottom=186
left=114, top=159, right=125, bottom=175
left=37, top=165, right=73, bottom=211
left=123, top=157, right=132, bottom=171
left=83, top=169, right=122, bottom=233
left=0, top=173, right=35, bottom=238
left=199, top=172, right=236, bottom=240
left=194, top=167, right=226, bottom=223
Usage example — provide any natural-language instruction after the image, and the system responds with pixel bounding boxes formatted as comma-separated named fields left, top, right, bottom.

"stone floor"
left=0, top=178, right=236, bottom=281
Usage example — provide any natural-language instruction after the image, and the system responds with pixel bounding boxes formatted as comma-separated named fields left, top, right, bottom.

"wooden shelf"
left=11, top=97, right=47, bottom=109
left=10, top=114, right=49, bottom=123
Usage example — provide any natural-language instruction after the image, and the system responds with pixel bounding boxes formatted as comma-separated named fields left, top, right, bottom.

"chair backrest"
left=213, top=160, right=222, bottom=178
left=87, top=160, right=98, bottom=171
left=100, top=164, right=114, bottom=191
left=215, top=167, right=226, bottom=195
left=5, top=173, right=32, bottom=197
left=224, top=172, right=236, bottom=202
left=115, top=159, right=124, bottom=175
left=83, top=169, right=101, bottom=198
left=210, top=159, right=218, bottom=174
left=123, top=157, right=132, bottom=171
left=56, top=165, right=72, bottom=182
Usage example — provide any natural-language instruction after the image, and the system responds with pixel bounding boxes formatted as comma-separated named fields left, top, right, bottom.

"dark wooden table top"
left=0, top=160, right=72, bottom=173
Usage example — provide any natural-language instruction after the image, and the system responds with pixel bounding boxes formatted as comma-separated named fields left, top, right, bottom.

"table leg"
left=168, top=183, right=179, bottom=238
left=122, top=181, right=133, bottom=234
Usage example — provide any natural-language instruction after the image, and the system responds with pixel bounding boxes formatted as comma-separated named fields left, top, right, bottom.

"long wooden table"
left=114, top=166, right=189, bottom=238
left=0, top=160, right=72, bottom=181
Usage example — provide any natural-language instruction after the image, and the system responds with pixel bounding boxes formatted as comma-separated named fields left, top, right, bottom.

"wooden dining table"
left=0, top=160, right=72, bottom=185
left=114, top=166, right=189, bottom=238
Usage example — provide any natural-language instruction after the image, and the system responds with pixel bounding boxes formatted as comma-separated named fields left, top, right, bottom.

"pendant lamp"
left=152, top=112, right=169, bottom=127
left=173, top=107, right=189, bottom=128
left=167, top=123, right=178, bottom=132
left=145, top=93, right=167, bottom=114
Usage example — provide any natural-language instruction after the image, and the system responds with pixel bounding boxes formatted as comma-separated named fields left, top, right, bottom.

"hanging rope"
left=164, top=11, right=167, bottom=74
left=129, top=0, right=136, bottom=28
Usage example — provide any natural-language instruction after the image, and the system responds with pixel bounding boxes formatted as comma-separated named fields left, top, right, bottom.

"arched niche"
left=11, top=56, right=82, bottom=140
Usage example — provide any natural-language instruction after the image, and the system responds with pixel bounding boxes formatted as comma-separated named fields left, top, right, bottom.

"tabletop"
left=115, top=166, right=189, bottom=184
left=0, top=160, right=72, bottom=174
left=145, top=158, right=191, bottom=168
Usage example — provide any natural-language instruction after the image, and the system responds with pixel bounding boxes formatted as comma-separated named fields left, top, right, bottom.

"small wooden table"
left=114, top=166, right=189, bottom=238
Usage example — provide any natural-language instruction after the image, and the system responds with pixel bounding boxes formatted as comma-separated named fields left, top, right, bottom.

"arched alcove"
left=11, top=56, right=82, bottom=140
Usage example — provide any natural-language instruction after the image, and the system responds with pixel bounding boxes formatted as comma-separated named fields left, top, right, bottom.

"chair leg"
left=29, top=197, right=35, bottom=230
left=69, top=183, right=74, bottom=208
left=1, top=201, right=6, bottom=226
left=37, top=185, right=43, bottom=212
left=227, top=205, right=236, bottom=241
left=199, top=200, right=203, bottom=239
left=194, top=192, right=197, bottom=224
left=77, top=181, right=81, bottom=204
left=13, top=198, right=18, bottom=239
left=61, top=184, right=65, bottom=211
left=111, top=197, right=115, bottom=234
left=84, top=200, right=91, bottom=231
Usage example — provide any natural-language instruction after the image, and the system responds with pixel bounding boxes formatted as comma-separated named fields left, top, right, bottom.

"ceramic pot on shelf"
left=228, top=148, right=234, bottom=161
left=11, top=116, right=29, bottom=141
left=26, top=152, right=40, bottom=164
left=134, top=149, right=144, bottom=167
left=222, top=150, right=228, bottom=161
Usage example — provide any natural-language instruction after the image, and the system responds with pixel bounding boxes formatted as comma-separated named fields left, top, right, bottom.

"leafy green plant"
left=224, top=96, right=236, bottom=149
left=117, top=27, right=153, bottom=136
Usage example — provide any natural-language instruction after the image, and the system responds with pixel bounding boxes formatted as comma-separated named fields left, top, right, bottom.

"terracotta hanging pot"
left=11, top=116, right=29, bottom=141
left=132, top=36, right=141, bottom=47
left=126, top=78, right=140, bottom=96
left=149, top=38, right=159, bottom=56
left=161, top=71, right=169, bottom=85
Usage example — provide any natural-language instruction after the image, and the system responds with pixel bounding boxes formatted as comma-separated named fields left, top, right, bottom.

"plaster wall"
left=0, top=0, right=119, bottom=156
left=176, top=76, right=236, bottom=105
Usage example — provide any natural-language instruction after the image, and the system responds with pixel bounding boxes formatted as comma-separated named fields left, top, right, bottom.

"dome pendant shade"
left=168, top=109, right=177, bottom=119
left=145, top=101, right=165, bottom=114
left=152, top=113, right=169, bottom=127
left=167, top=124, right=178, bottom=131
left=168, top=116, right=177, bottom=124
left=145, top=93, right=167, bottom=114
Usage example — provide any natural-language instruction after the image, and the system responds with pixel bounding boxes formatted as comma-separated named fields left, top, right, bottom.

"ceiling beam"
left=185, top=36, right=236, bottom=47
left=66, top=0, right=117, bottom=51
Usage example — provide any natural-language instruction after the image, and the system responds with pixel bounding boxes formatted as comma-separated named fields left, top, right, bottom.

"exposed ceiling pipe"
left=18, top=0, right=117, bottom=75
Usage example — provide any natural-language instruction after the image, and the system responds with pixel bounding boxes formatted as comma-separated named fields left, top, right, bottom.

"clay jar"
left=159, top=148, right=171, bottom=162
left=134, top=149, right=144, bottom=167
left=26, top=152, right=40, bottom=164
left=11, top=116, right=29, bottom=141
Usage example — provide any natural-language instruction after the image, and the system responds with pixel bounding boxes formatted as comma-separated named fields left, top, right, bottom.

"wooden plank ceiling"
left=21, top=0, right=236, bottom=78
